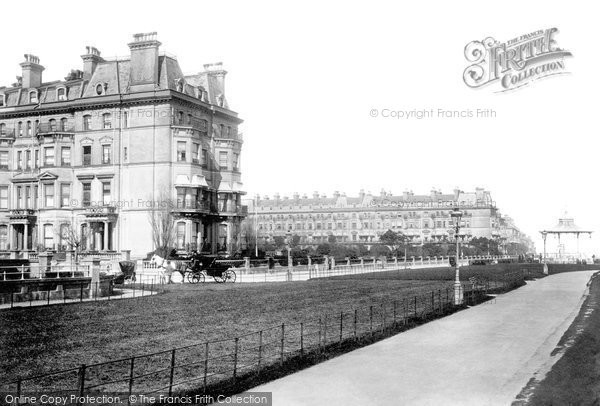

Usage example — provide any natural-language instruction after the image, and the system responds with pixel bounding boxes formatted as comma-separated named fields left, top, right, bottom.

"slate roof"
left=0, top=55, right=229, bottom=109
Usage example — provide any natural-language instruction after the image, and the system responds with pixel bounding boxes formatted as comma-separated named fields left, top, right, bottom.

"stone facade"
left=245, top=188, right=533, bottom=251
left=0, top=33, right=246, bottom=259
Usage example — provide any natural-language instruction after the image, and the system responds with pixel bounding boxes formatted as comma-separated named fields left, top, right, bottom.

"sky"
left=1, top=0, right=598, bottom=254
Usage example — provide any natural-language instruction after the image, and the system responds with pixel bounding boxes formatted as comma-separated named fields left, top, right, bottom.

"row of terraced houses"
left=0, top=33, right=246, bottom=259
left=244, top=188, right=534, bottom=253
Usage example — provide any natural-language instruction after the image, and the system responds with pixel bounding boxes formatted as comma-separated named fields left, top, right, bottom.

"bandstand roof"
left=540, top=213, right=593, bottom=234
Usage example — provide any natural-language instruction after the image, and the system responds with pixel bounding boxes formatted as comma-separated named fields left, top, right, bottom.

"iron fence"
left=0, top=272, right=525, bottom=403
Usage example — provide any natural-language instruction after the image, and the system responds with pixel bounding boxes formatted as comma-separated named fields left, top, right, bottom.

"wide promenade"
left=253, top=271, right=597, bottom=405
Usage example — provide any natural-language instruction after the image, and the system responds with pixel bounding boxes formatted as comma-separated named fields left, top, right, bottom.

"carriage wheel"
left=191, top=272, right=205, bottom=284
left=224, top=270, right=236, bottom=283
left=213, top=274, right=225, bottom=283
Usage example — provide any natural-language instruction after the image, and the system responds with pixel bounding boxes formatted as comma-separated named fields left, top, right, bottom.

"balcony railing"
left=171, top=116, right=209, bottom=133
left=0, top=129, right=15, bottom=138
left=9, top=209, right=36, bottom=218
left=84, top=206, right=117, bottom=216
left=175, top=200, right=211, bottom=212
left=37, top=123, right=75, bottom=135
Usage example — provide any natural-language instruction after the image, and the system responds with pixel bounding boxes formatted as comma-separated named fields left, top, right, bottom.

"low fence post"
left=280, top=323, right=285, bottom=366
left=233, top=337, right=239, bottom=382
left=16, top=379, right=21, bottom=405
left=168, top=349, right=176, bottom=397
left=431, top=291, right=434, bottom=316
left=318, top=317, right=322, bottom=352
left=80, top=282, right=84, bottom=303
left=300, top=323, right=304, bottom=355
left=257, top=331, right=263, bottom=371
left=127, top=357, right=135, bottom=405
left=438, top=290, right=442, bottom=313
left=78, top=364, right=87, bottom=399
left=47, top=289, right=50, bottom=305
left=203, top=342, right=209, bottom=393
left=414, top=296, right=417, bottom=319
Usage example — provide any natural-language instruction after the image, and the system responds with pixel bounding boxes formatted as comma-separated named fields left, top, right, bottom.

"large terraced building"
left=245, top=188, right=533, bottom=252
left=0, top=33, right=246, bottom=258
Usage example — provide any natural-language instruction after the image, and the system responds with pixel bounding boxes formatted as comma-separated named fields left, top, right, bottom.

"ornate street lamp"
left=450, top=208, right=463, bottom=305
left=285, top=231, right=293, bottom=281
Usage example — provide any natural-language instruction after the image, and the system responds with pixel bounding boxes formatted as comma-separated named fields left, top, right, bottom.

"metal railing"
left=0, top=264, right=91, bottom=281
left=0, top=275, right=526, bottom=398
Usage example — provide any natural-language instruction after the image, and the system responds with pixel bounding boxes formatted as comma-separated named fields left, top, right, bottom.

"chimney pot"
left=20, top=54, right=44, bottom=88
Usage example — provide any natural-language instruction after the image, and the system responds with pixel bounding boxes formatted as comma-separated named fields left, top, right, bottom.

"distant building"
left=244, top=188, right=533, bottom=252
left=0, top=33, right=246, bottom=259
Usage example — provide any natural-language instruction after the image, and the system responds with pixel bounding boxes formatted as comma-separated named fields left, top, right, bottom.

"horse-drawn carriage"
left=185, top=255, right=238, bottom=283
left=150, top=253, right=239, bottom=283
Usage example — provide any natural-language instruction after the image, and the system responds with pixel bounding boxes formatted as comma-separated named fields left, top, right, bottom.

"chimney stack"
left=203, top=62, right=227, bottom=99
left=81, top=46, right=103, bottom=80
left=20, top=54, right=44, bottom=88
left=128, top=32, right=161, bottom=91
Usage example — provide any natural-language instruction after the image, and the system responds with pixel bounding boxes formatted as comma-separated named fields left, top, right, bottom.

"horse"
left=149, top=254, right=188, bottom=284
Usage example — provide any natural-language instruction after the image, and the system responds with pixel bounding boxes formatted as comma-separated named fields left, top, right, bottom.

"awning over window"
left=175, top=174, right=190, bottom=187
left=191, top=174, right=209, bottom=188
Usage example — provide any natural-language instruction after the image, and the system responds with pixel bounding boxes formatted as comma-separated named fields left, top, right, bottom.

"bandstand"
left=539, top=213, right=593, bottom=263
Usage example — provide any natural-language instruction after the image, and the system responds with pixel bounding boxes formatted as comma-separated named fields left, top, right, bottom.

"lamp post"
left=285, top=231, right=293, bottom=281
left=450, top=208, right=463, bottom=305
left=540, top=231, right=548, bottom=275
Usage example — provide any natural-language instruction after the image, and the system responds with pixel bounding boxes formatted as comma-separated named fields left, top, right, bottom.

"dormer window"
left=29, top=91, right=38, bottom=104
left=95, top=84, right=104, bottom=95
left=0, top=94, right=5, bottom=107
left=57, top=87, right=67, bottom=101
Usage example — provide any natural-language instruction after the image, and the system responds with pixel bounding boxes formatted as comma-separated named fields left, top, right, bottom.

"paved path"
left=253, top=271, right=597, bottom=406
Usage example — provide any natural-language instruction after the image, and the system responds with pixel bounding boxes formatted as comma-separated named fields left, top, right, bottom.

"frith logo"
left=463, top=28, right=572, bottom=92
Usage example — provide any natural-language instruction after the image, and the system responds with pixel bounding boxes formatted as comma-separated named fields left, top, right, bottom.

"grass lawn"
left=326, top=263, right=546, bottom=282
left=0, top=278, right=452, bottom=391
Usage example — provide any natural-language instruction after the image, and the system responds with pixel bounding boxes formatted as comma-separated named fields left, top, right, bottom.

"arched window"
left=17, top=122, right=22, bottom=137
left=102, top=113, right=111, bottom=129
left=49, top=119, right=57, bottom=132
left=26, top=121, right=32, bottom=136
left=0, top=123, right=5, bottom=135
left=60, top=118, right=68, bottom=131
left=178, top=111, right=184, bottom=124
left=83, top=115, right=92, bottom=131
left=29, top=91, right=38, bottom=104
left=95, top=84, right=103, bottom=95
left=0, top=94, right=5, bottom=107
left=57, top=87, right=67, bottom=101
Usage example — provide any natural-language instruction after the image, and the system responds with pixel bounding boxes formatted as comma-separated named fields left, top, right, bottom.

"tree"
left=273, top=236, right=286, bottom=251
left=316, top=243, right=331, bottom=256
left=241, top=219, right=259, bottom=256
left=379, top=229, right=407, bottom=256
left=59, top=222, right=93, bottom=262
left=148, top=191, right=176, bottom=258
left=370, top=244, right=391, bottom=257
left=327, top=234, right=337, bottom=244
left=291, top=234, right=301, bottom=248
